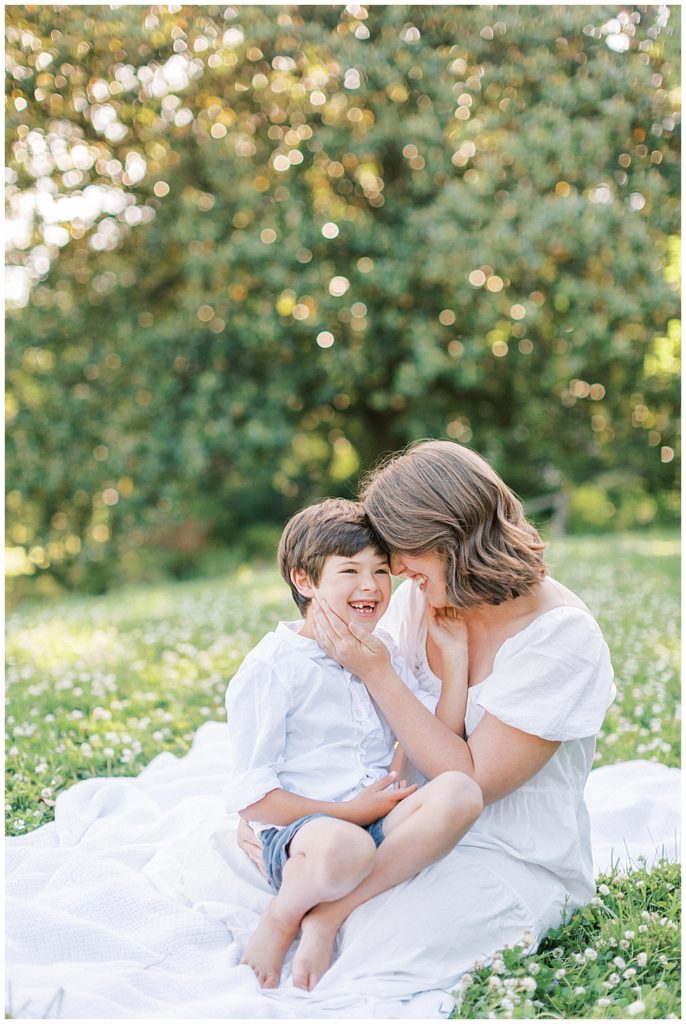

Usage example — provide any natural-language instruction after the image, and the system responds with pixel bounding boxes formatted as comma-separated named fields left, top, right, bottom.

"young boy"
left=224, top=499, right=482, bottom=992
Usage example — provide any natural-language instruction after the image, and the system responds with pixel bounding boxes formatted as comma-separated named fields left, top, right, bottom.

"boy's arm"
left=242, top=775, right=417, bottom=828
left=388, top=743, right=406, bottom=776
left=433, top=654, right=468, bottom=737
left=426, top=607, right=469, bottom=737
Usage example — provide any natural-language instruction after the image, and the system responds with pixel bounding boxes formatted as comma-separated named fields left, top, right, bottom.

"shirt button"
left=354, top=708, right=364, bottom=720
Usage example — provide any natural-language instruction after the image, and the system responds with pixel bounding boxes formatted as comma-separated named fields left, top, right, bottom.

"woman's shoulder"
left=507, top=584, right=605, bottom=654
left=477, top=595, right=615, bottom=741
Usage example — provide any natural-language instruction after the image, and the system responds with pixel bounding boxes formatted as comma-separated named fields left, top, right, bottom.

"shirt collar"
left=275, top=619, right=328, bottom=659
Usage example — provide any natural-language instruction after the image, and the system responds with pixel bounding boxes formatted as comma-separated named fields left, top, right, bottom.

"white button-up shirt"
left=223, top=620, right=440, bottom=832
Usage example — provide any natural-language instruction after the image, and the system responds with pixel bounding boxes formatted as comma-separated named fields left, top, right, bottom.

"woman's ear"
left=291, top=567, right=315, bottom=600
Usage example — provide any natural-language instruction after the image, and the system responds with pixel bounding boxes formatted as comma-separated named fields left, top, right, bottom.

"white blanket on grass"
left=5, top=721, right=681, bottom=1020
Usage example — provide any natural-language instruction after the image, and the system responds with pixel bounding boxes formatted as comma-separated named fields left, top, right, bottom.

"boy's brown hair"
left=361, top=439, right=547, bottom=609
left=278, top=498, right=389, bottom=615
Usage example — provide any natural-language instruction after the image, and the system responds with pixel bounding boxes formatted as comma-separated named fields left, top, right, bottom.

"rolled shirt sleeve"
left=223, top=656, right=290, bottom=813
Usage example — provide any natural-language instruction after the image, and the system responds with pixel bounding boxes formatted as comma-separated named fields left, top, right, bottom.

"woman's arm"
left=311, top=598, right=559, bottom=805
left=355, top=661, right=558, bottom=805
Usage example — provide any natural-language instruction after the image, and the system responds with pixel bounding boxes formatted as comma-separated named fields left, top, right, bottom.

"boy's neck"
left=297, top=612, right=316, bottom=640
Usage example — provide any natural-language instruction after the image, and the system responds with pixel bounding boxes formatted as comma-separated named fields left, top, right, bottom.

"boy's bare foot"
left=291, top=905, right=341, bottom=990
left=240, top=899, right=300, bottom=988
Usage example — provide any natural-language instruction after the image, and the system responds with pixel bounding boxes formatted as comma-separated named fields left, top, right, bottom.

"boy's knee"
left=427, top=770, right=484, bottom=821
left=306, top=819, right=376, bottom=889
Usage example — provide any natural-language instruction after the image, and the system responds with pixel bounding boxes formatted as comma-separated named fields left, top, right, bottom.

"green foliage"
left=5, top=5, right=680, bottom=589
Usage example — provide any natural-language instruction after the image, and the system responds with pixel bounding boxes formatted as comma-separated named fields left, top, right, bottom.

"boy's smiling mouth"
left=348, top=600, right=378, bottom=617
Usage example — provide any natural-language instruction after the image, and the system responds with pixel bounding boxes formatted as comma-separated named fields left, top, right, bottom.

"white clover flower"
left=596, top=997, right=612, bottom=1007
left=500, top=998, right=514, bottom=1012
left=608, top=973, right=621, bottom=985
left=554, top=968, right=566, bottom=979
left=620, top=939, right=630, bottom=950
left=623, top=968, right=637, bottom=979
left=624, top=930, right=635, bottom=939
left=627, top=1000, right=646, bottom=1017
left=613, top=956, right=627, bottom=969
left=598, top=883, right=610, bottom=896
left=638, top=925, right=648, bottom=934
left=528, top=962, right=541, bottom=975
left=584, top=948, right=598, bottom=960
left=487, top=975, right=503, bottom=989
left=574, top=986, right=586, bottom=995
left=519, top=976, right=536, bottom=992
left=13, top=819, right=25, bottom=831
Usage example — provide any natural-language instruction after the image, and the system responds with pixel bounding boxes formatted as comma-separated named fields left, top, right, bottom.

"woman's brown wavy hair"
left=360, top=440, right=547, bottom=608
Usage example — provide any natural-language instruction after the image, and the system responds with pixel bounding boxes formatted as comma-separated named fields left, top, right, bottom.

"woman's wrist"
left=361, top=660, right=398, bottom=691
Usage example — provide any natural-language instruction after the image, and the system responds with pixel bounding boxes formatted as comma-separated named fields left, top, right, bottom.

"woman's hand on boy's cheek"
left=312, top=597, right=391, bottom=678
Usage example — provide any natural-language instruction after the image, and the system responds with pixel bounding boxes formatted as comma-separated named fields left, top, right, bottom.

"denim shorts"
left=261, top=813, right=386, bottom=891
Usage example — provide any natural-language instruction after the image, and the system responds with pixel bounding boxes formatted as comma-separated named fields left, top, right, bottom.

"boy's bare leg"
left=292, top=771, right=483, bottom=989
left=240, top=817, right=376, bottom=989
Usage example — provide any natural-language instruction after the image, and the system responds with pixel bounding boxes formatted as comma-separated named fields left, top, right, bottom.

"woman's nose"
left=390, top=554, right=405, bottom=575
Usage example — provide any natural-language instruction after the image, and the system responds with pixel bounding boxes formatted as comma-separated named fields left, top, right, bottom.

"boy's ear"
left=291, top=567, right=315, bottom=599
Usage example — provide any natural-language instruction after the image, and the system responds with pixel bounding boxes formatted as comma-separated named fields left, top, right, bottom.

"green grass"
left=5, top=531, right=680, bottom=1018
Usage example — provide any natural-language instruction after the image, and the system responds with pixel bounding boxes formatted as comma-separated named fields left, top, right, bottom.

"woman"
left=238, top=439, right=615, bottom=997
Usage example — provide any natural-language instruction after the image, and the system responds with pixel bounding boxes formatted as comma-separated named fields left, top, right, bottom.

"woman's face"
left=391, top=551, right=449, bottom=607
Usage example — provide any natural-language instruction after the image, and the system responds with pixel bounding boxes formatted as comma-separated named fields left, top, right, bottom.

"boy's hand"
left=344, top=772, right=418, bottom=826
left=311, top=597, right=392, bottom=680
left=236, top=818, right=269, bottom=880
left=426, top=604, right=469, bottom=663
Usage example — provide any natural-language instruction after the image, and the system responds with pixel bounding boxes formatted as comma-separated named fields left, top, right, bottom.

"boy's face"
left=294, top=545, right=392, bottom=634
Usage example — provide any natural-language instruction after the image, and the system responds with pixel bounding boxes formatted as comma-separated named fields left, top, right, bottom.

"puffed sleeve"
left=222, top=655, right=290, bottom=812
left=475, top=607, right=615, bottom=741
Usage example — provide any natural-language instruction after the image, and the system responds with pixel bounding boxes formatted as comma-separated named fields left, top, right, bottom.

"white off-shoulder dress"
left=299, top=577, right=616, bottom=1007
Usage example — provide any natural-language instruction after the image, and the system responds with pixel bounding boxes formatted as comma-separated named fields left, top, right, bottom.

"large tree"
left=6, top=5, right=680, bottom=589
